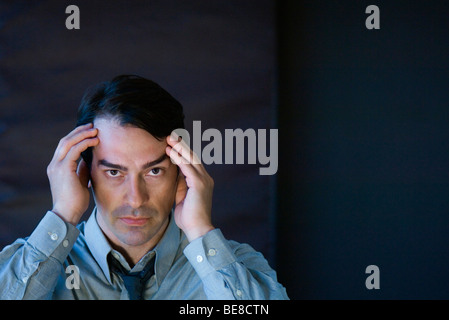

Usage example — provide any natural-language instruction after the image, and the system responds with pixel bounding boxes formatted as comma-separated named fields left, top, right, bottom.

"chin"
left=116, top=229, right=155, bottom=247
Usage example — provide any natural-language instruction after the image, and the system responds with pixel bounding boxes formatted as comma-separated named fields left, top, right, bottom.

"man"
left=0, top=75, right=288, bottom=300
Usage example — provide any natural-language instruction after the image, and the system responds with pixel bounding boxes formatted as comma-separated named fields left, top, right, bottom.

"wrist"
left=51, top=207, right=81, bottom=226
left=184, top=224, right=215, bottom=242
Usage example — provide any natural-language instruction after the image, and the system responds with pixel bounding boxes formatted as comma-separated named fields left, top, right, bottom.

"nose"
left=126, top=175, right=149, bottom=209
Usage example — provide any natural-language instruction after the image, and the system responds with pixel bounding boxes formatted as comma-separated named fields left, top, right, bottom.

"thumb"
left=77, top=159, right=90, bottom=188
left=175, top=171, right=188, bottom=205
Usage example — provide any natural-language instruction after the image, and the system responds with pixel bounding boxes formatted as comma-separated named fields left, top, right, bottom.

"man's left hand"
left=166, top=133, right=215, bottom=242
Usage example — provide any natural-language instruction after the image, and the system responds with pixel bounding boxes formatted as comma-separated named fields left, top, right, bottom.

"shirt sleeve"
left=183, top=228, right=289, bottom=300
left=0, top=211, right=79, bottom=300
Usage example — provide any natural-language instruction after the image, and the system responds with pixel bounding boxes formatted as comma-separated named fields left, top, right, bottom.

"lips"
left=119, top=217, right=149, bottom=226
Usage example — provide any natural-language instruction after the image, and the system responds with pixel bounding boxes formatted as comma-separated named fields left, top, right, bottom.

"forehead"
left=92, top=117, right=166, bottom=165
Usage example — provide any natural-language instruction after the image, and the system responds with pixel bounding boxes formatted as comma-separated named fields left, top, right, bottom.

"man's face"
left=90, top=117, right=178, bottom=249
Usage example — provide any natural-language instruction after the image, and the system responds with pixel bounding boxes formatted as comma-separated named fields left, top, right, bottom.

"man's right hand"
left=47, top=123, right=99, bottom=226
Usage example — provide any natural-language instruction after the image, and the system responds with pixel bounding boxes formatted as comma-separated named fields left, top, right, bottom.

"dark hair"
left=76, top=74, right=185, bottom=167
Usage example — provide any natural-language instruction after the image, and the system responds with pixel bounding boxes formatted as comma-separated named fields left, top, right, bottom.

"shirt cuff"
left=27, top=211, right=80, bottom=263
left=183, top=228, right=237, bottom=279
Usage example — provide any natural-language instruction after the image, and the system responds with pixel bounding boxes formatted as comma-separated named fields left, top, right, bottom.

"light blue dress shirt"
left=0, top=210, right=288, bottom=300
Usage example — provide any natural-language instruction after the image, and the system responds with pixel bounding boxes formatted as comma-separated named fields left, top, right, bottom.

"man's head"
left=76, top=75, right=185, bottom=258
left=77, top=75, right=185, bottom=168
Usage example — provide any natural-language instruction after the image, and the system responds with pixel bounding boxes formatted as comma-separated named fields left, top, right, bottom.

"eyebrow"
left=98, top=153, right=169, bottom=172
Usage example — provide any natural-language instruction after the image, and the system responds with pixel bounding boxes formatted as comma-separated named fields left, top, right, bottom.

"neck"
left=110, top=241, right=155, bottom=268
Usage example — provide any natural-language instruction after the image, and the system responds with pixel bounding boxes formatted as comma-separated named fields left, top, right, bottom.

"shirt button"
left=48, top=232, right=58, bottom=241
left=208, top=249, right=217, bottom=256
left=196, top=255, right=203, bottom=263
left=62, top=239, right=69, bottom=247
left=22, top=276, right=29, bottom=284
left=236, top=289, right=243, bottom=297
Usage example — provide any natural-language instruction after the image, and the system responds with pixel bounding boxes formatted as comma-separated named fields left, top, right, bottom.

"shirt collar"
left=84, top=208, right=114, bottom=284
left=152, top=209, right=181, bottom=286
left=84, top=208, right=181, bottom=286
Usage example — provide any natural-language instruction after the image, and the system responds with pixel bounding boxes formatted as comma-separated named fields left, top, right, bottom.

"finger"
left=166, top=142, right=190, bottom=165
left=166, top=131, right=182, bottom=147
left=166, top=135, right=201, bottom=165
left=166, top=145, right=200, bottom=178
left=65, top=136, right=99, bottom=164
left=166, top=145, right=214, bottom=192
left=57, top=123, right=93, bottom=149
left=166, top=132, right=198, bottom=163
left=56, top=127, right=98, bottom=161
left=65, top=123, right=93, bottom=139
left=166, top=138, right=210, bottom=174
left=166, top=133, right=190, bottom=161
left=166, top=144, right=197, bottom=169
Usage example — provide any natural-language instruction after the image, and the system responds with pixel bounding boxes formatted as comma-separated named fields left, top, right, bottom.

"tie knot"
left=108, top=254, right=155, bottom=300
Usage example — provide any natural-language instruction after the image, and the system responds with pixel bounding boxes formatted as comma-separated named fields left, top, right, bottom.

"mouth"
left=119, top=217, right=150, bottom=226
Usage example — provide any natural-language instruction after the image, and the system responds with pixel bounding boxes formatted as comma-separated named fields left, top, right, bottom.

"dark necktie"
left=108, top=254, right=155, bottom=300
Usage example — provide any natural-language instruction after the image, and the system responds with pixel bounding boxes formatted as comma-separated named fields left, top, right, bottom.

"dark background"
left=1, top=0, right=449, bottom=299
left=277, top=1, right=449, bottom=299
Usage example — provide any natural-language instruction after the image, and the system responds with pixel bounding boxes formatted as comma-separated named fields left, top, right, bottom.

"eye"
left=148, top=168, right=162, bottom=176
left=106, top=170, right=121, bottom=177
